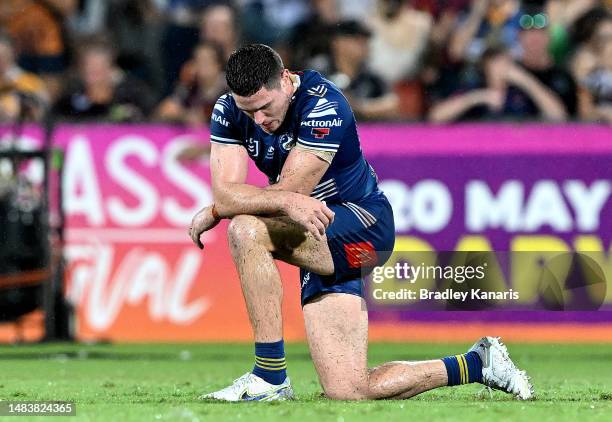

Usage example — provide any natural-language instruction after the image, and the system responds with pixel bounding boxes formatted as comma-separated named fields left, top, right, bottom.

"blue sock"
left=252, top=340, right=287, bottom=385
left=441, top=351, right=483, bottom=386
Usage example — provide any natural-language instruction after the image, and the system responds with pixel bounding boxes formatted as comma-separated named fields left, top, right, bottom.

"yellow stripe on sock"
left=255, top=362, right=287, bottom=370
left=255, top=357, right=286, bottom=362
left=459, top=355, right=469, bottom=384
left=455, top=355, right=466, bottom=384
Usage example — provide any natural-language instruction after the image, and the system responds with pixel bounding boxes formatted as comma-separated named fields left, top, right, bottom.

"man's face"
left=333, top=35, right=369, bottom=64
left=233, top=70, right=294, bottom=134
left=80, top=51, right=113, bottom=87
left=519, top=28, right=550, bottom=60
left=201, top=6, right=234, bottom=47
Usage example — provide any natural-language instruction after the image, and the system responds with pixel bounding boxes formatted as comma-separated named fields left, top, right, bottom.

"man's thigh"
left=229, top=214, right=335, bottom=276
left=303, top=293, right=369, bottom=400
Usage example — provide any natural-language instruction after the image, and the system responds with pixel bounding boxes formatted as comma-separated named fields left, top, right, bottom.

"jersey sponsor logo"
left=344, top=241, right=378, bottom=268
left=301, top=271, right=311, bottom=288
left=307, top=84, right=328, bottom=97
left=300, top=118, right=343, bottom=128
left=311, top=128, right=330, bottom=139
left=212, top=113, right=230, bottom=127
left=306, top=98, right=338, bottom=118
left=245, top=137, right=260, bottom=157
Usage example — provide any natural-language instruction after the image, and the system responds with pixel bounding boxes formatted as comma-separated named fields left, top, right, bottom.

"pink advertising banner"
left=1, top=123, right=610, bottom=342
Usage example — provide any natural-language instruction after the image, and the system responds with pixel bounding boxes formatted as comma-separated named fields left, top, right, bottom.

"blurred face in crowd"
left=0, top=40, right=15, bottom=75
left=233, top=69, right=295, bottom=134
left=519, top=28, right=551, bottom=68
left=80, top=49, right=114, bottom=88
left=201, top=6, right=235, bottom=50
left=194, top=45, right=222, bottom=83
left=332, top=35, right=370, bottom=66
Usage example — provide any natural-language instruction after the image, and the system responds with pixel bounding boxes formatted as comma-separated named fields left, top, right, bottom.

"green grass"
left=0, top=342, right=611, bottom=421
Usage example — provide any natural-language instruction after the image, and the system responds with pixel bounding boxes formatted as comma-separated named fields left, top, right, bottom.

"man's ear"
left=280, top=69, right=293, bottom=93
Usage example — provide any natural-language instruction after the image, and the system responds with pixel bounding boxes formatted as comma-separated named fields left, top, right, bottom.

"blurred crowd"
left=0, top=0, right=611, bottom=125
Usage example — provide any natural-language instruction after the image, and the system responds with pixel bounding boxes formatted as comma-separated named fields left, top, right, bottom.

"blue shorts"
left=300, top=190, right=395, bottom=305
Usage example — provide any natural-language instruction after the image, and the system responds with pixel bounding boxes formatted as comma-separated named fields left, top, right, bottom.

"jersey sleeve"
left=296, top=86, right=352, bottom=154
left=209, top=94, right=243, bottom=147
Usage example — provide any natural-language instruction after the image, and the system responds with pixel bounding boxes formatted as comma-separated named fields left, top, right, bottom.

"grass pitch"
left=0, top=342, right=611, bottom=421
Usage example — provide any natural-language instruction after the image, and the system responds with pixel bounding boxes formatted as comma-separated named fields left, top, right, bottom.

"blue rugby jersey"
left=209, top=70, right=379, bottom=204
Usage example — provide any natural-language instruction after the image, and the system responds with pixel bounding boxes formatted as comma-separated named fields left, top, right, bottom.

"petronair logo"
left=306, top=98, right=338, bottom=118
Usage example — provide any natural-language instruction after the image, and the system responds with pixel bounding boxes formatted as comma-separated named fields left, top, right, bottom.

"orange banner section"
left=3, top=312, right=612, bottom=343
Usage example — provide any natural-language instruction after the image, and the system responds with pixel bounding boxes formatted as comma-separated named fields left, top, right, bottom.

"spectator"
left=199, top=4, right=239, bottom=61
left=516, top=2, right=577, bottom=116
left=0, top=34, right=49, bottom=123
left=572, top=13, right=612, bottom=122
left=448, top=0, right=522, bottom=64
left=368, top=0, right=433, bottom=85
left=238, top=0, right=309, bottom=47
left=106, top=0, right=165, bottom=97
left=155, top=41, right=227, bottom=126
left=289, top=0, right=339, bottom=71
left=53, top=40, right=155, bottom=122
left=428, top=46, right=568, bottom=122
left=0, top=0, right=70, bottom=98
left=327, top=20, right=400, bottom=120
left=415, top=0, right=471, bottom=50
left=546, top=0, right=600, bottom=65
left=160, top=0, right=223, bottom=95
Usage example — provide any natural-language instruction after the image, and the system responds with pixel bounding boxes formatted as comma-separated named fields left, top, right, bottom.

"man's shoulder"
left=213, top=93, right=236, bottom=113
left=296, top=70, right=352, bottom=120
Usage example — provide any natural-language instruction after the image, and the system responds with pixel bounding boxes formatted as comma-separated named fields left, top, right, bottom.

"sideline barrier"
left=0, top=124, right=610, bottom=342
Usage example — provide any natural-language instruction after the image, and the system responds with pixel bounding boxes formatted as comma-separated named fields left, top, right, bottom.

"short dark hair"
left=226, top=44, right=283, bottom=97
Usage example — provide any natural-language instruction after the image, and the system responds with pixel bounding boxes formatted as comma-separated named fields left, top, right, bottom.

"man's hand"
left=189, top=205, right=221, bottom=249
left=283, top=195, right=335, bottom=241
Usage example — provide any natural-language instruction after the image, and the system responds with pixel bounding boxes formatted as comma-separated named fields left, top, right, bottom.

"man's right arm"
left=209, top=143, right=334, bottom=240
left=210, top=143, right=294, bottom=217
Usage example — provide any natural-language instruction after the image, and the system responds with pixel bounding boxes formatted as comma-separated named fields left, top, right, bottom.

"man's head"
left=517, top=4, right=551, bottom=69
left=226, top=44, right=296, bottom=133
left=78, top=40, right=116, bottom=88
left=200, top=5, right=237, bottom=53
left=331, top=20, right=371, bottom=68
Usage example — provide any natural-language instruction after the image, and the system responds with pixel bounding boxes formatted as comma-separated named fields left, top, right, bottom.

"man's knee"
left=227, top=215, right=263, bottom=249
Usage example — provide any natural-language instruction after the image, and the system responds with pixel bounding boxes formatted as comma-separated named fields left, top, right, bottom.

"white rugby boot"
left=468, top=336, right=534, bottom=400
left=199, top=372, right=294, bottom=401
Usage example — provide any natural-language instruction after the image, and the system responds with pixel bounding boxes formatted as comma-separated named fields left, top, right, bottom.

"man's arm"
left=505, top=64, right=568, bottom=122
left=428, top=89, right=503, bottom=123
left=208, top=143, right=334, bottom=239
